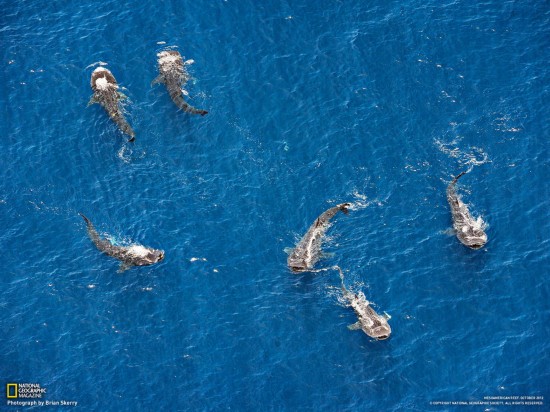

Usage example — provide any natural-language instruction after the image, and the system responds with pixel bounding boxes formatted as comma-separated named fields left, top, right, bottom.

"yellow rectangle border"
left=6, top=383, right=18, bottom=399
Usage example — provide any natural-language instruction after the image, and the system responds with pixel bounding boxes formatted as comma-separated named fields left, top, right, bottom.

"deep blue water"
left=1, top=0, right=549, bottom=410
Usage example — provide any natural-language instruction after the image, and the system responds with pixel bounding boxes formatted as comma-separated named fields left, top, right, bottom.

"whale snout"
left=139, top=249, right=164, bottom=265
left=153, top=250, right=165, bottom=263
left=372, top=325, right=392, bottom=340
left=288, top=258, right=307, bottom=273
left=465, top=233, right=487, bottom=249
left=290, top=266, right=306, bottom=273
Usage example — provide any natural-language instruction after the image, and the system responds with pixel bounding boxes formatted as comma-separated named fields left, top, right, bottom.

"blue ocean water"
left=1, top=0, right=549, bottom=410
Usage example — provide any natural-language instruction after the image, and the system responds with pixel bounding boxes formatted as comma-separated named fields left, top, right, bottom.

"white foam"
left=348, top=191, right=381, bottom=210
left=473, top=216, right=488, bottom=231
left=86, top=61, right=108, bottom=70
left=117, top=145, right=132, bottom=164
left=93, top=66, right=108, bottom=73
left=465, top=147, right=490, bottom=167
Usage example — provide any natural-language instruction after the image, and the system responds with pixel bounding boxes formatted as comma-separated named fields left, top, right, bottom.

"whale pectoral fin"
left=442, top=228, right=456, bottom=237
left=118, top=263, right=131, bottom=273
left=151, top=75, right=164, bottom=86
left=87, top=95, right=98, bottom=107
left=348, top=321, right=361, bottom=331
left=283, top=247, right=294, bottom=255
left=383, top=312, right=392, bottom=321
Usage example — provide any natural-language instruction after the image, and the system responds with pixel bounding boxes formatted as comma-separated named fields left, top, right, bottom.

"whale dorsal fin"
left=118, top=263, right=131, bottom=273
left=151, top=74, right=165, bottom=87
left=87, top=95, right=98, bottom=107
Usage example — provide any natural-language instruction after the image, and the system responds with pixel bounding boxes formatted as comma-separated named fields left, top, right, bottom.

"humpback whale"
left=79, top=214, right=164, bottom=271
left=447, top=171, right=488, bottom=249
left=287, top=203, right=351, bottom=272
left=152, top=50, right=208, bottom=116
left=88, top=67, right=135, bottom=141
left=337, top=267, right=391, bottom=340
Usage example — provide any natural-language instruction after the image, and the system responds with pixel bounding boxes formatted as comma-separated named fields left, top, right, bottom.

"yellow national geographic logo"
left=6, top=384, right=17, bottom=399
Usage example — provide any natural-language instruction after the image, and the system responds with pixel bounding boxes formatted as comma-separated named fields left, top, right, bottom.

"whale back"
left=89, top=67, right=135, bottom=140
left=155, top=49, right=208, bottom=116
left=348, top=291, right=391, bottom=340
left=287, top=203, right=351, bottom=272
left=157, top=50, right=187, bottom=86
left=79, top=214, right=164, bottom=267
left=338, top=267, right=391, bottom=341
left=447, top=173, right=487, bottom=249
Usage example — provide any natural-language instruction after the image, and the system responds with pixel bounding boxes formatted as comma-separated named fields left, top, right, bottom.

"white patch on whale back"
left=158, top=52, right=181, bottom=65
left=304, top=226, right=324, bottom=267
left=127, top=245, right=150, bottom=258
left=95, top=77, right=110, bottom=90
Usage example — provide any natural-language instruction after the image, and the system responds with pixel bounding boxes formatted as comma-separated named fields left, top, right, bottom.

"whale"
left=287, top=203, right=351, bottom=272
left=79, top=214, right=164, bottom=271
left=447, top=171, right=488, bottom=249
left=88, top=67, right=135, bottom=142
left=337, top=267, right=391, bottom=340
left=152, top=50, right=208, bottom=116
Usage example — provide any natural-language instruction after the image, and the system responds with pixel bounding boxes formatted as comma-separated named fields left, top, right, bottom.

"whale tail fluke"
left=451, top=171, right=467, bottom=185
left=79, top=213, right=101, bottom=246
left=339, top=203, right=352, bottom=215
left=111, top=112, right=136, bottom=141
left=79, top=213, right=91, bottom=225
left=171, top=93, right=208, bottom=116
left=333, top=265, right=345, bottom=285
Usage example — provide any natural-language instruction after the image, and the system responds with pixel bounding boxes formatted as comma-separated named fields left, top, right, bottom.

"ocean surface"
left=1, top=0, right=549, bottom=410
